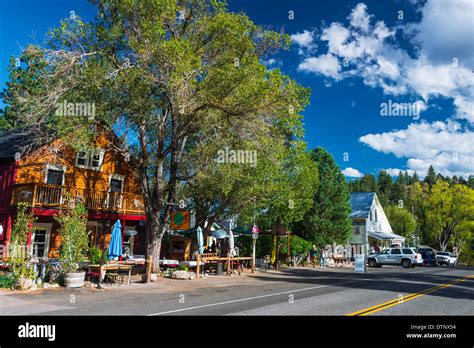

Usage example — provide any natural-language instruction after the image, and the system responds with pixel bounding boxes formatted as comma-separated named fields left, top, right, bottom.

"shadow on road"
left=250, top=266, right=474, bottom=301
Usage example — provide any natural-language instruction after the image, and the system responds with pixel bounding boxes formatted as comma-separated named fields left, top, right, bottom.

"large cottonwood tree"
left=2, top=0, right=314, bottom=271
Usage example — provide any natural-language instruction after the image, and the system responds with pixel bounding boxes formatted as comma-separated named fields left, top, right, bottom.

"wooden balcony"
left=11, top=184, right=145, bottom=214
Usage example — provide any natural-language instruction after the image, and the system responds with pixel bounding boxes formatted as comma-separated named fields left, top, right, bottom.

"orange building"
left=0, top=127, right=146, bottom=259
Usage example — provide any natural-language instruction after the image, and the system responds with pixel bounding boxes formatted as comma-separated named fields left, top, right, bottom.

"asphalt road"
left=1, top=265, right=473, bottom=315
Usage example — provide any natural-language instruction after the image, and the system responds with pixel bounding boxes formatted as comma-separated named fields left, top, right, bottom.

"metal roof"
left=349, top=192, right=375, bottom=219
left=368, top=231, right=405, bottom=241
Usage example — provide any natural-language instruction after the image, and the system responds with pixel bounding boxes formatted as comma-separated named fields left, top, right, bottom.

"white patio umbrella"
left=228, top=228, right=235, bottom=257
left=197, top=226, right=204, bottom=254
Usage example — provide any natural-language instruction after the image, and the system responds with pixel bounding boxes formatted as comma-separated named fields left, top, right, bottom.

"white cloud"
left=360, top=120, right=474, bottom=178
left=296, top=1, right=474, bottom=123
left=290, top=30, right=317, bottom=55
left=295, top=1, right=474, bottom=177
left=411, top=0, right=474, bottom=70
left=342, top=167, right=364, bottom=177
left=384, top=168, right=417, bottom=177
left=298, top=53, right=341, bottom=79
left=349, top=3, right=372, bottom=33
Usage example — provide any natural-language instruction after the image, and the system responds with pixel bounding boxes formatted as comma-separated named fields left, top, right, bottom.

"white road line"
left=148, top=267, right=464, bottom=316
left=147, top=279, right=362, bottom=316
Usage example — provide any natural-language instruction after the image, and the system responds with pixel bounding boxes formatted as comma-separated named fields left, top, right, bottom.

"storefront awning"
left=368, top=231, right=405, bottom=241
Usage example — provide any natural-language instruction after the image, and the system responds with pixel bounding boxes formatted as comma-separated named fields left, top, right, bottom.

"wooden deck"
left=11, top=183, right=145, bottom=214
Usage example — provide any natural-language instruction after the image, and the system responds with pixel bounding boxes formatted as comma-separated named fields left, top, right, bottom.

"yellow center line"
left=347, top=274, right=474, bottom=316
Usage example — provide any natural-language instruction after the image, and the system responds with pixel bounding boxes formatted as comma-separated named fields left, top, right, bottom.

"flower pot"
left=63, top=271, right=86, bottom=288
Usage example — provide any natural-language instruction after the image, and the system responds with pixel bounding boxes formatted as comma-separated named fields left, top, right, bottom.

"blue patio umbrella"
left=107, top=220, right=123, bottom=259
left=212, top=229, right=228, bottom=240
left=197, top=227, right=204, bottom=254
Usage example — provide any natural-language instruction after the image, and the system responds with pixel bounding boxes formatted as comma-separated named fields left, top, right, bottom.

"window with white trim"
left=75, top=150, right=105, bottom=171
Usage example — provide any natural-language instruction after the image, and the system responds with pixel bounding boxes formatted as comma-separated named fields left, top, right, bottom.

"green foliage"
left=385, top=205, right=417, bottom=244
left=9, top=203, right=36, bottom=281
left=56, top=203, right=89, bottom=273
left=0, top=275, right=16, bottom=289
left=423, top=182, right=474, bottom=251
left=294, top=147, right=351, bottom=246
left=237, top=234, right=273, bottom=258
left=89, top=246, right=103, bottom=264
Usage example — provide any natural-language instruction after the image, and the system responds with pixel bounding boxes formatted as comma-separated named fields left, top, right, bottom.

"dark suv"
left=417, top=247, right=437, bottom=266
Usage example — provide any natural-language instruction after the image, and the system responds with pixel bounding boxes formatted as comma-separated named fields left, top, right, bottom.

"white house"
left=349, top=192, right=405, bottom=256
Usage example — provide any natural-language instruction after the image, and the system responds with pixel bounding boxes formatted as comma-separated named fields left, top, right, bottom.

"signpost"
left=251, top=224, right=259, bottom=273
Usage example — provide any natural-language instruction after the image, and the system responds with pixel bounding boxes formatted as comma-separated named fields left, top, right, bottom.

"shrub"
left=9, top=203, right=36, bottom=281
left=56, top=202, right=89, bottom=273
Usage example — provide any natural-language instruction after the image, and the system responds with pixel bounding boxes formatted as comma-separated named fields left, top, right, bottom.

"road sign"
left=252, top=233, right=258, bottom=240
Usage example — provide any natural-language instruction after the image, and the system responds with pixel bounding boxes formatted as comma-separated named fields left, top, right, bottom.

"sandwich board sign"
left=354, top=254, right=367, bottom=273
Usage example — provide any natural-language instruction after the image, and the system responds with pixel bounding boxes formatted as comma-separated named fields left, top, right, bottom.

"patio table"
left=88, top=264, right=133, bottom=285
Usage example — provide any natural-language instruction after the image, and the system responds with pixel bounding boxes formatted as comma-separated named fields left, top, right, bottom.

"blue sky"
left=1, top=0, right=473, bottom=179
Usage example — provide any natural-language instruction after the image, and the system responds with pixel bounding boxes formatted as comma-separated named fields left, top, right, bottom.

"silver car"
left=368, top=248, right=423, bottom=268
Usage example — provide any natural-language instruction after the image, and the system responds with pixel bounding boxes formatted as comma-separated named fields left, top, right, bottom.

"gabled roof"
left=0, top=127, right=44, bottom=160
left=350, top=192, right=376, bottom=219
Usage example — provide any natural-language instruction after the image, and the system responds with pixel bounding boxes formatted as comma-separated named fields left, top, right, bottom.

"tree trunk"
left=146, top=211, right=165, bottom=273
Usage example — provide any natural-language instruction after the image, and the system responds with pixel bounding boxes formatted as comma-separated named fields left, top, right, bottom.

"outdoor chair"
left=105, top=271, right=122, bottom=286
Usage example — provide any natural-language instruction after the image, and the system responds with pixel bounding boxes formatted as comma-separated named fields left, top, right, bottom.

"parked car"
left=368, top=247, right=423, bottom=268
left=436, top=251, right=457, bottom=267
left=417, top=247, right=437, bottom=266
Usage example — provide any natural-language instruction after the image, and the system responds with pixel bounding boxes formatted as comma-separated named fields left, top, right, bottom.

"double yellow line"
left=347, top=274, right=474, bottom=316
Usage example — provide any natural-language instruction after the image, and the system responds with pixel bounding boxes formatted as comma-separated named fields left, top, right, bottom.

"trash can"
left=216, top=263, right=224, bottom=275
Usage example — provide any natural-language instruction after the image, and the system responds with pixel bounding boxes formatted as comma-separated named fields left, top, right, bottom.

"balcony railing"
left=11, top=184, right=145, bottom=214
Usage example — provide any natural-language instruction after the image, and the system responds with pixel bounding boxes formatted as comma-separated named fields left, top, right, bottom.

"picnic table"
left=88, top=263, right=133, bottom=285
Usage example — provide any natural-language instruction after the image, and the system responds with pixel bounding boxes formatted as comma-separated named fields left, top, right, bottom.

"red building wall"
left=0, top=160, right=17, bottom=245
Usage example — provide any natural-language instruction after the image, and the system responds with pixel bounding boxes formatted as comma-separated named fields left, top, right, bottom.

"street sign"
left=252, top=233, right=258, bottom=240
left=170, top=211, right=191, bottom=230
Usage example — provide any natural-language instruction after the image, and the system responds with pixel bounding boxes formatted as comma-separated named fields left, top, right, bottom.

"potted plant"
left=56, top=201, right=89, bottom=288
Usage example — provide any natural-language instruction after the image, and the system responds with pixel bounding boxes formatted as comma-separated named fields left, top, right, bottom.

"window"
left=45, top=164, right=66, bottom=186
left=31, top=224, right=52, bottom=258
left=46, top=170, right=64, bottom=186
left=391, top=249, right=401, bottom=255
left=75, top=150, right=104, bottom=170
left=76, top=151, right=88, bottom=167
left=110, top=179, right=123, bottom=193
left=402, top=249, right=413, bottom=254
left=108, top=174, right=124, bottom=210
left=374, top=209, right=378, bottom=222
left=380, top=249, right=390, bottom=254
left=90, top=152, right=103, bottom=170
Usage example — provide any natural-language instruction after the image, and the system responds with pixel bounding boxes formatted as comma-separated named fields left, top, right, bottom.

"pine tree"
left=424, top=165, right=437, bottom=187
left=377, top=170, right=392, bottom=207
left=410, top=172, right=420, bottom=184
left=391, top=171, right=407, bottom=205
left=295, top=147, right=352, bottom=246
left=359, top=174, right=378, bottom=192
